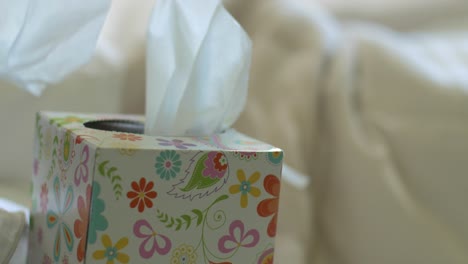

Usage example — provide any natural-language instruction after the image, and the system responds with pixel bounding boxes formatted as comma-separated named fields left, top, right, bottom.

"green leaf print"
left=97, top=160, right=123, bottom=200
left=156, top=195, right=229, bottom=232
left=47, top=135, right=59, bottom=180
left=168, top=151, right=230, bottom=200
left=156, top=208, right=203, bottom=231
left=49, top=116, right=91, bottom=127
left=36, top=113, right=44, bottom=160
left=180, top=153, right=220, bottom=192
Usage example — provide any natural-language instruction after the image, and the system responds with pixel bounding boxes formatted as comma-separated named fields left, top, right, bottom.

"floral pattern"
left=127, top=178, right=158, bottom=213
left=46, top=177, right=74, bottom=261
left=256, top=248, right=274, bottom=264
left=157, top=138, right=197, bottom=149
left=266, top=152, right=283, bottom=165
left=57, top=131, right=76, bottom=180
left=74, top=145, right=89, bottom=186
left=170, top=244, right=197, bottom=264
left=113, top=133, right=143, bottom=142
left=203, top=152, right=228, bottom=179
left=192, top=135, right=229, bottom=149
left=155, top=150, right=182, bottom=180
left=133, top=220, right=172, bottom=258
left=233, top=151, right=258, bottom=161
left=88, top=181, right=109, bottom=244
left=257, top=175, right=280, bottom=237
left=31, top=112, right=284, bottom=263
left=50, top=116, right=89, bottom=127
left=92, top=234, right=130, bottom=263
left=97, top=160, right=123, bottom=200
left=229, top=170, right=261, bottom=208
left=40, top=183, right=48, bottom=213
left=168, top=152, right=230, bottom=200
left=74, top=184, right=91, bottom=262
left=218, top=220, right=260, bottom=254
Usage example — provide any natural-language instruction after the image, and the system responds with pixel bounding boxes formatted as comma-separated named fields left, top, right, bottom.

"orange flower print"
left=257, top=248, right=274, bottom=264
left=257, top=175, right=281, bottom=237
left=113, top=133, right=142, bottom=142
left=74, top=185, right=92, bottom=262
left=127, top=178, right=158, bottom=213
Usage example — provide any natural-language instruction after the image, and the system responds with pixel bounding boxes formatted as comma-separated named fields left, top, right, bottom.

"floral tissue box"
left=28, top=112, right=283, bottom=264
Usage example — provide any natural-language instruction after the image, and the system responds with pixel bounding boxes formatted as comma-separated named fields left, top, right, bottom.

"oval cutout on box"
left=84, top=120, right=144, bottom=134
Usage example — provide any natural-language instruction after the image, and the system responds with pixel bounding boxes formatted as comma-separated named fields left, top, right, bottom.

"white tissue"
left=0, top=0, right=111, bottom=96
left=145, top=0, right=252, bottom=136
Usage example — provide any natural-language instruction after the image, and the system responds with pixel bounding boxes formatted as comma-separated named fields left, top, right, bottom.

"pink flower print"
left=218, top=220, right=260, bottom=254
left=33, top=159, right=39, bottom=177
left=203, top=152, right=228, bottom=179
left=233, top=151, right=258, bottom=161
left=40, top=183, right=48, bottom=213
left=74, top=184, right=91, bottom=262
left=113, top=133, right=143, bottom=142
left=157, top=139, right=196, bottom=149
left=133, top=220, right=172, bottom=258
left=74, top=145, right=89, bottom=186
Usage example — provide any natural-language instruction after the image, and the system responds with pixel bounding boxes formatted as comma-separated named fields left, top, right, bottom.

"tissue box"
left=28, top=112, right=283, bottom=264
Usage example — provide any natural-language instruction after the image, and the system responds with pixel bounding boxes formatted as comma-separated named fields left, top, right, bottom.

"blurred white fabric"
left=0, top=0, right=110, bottom=95
left=319, top=0, right=468, bottom=31
left=228, top=0, right=468, bottom=263
left=314, top=26, right=468, bottom=264
left=0, top=199, right=28, bottom=264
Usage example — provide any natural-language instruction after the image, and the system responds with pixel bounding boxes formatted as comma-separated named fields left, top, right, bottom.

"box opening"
left=84, top=120, right=144, bottom=134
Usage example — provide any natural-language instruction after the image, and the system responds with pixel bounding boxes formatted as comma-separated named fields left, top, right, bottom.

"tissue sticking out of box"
left=0, top=0, right=111, bottom=96
left=145, top=0, right=252, bottom=137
